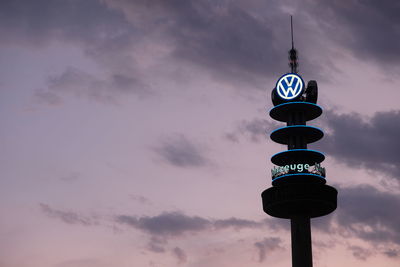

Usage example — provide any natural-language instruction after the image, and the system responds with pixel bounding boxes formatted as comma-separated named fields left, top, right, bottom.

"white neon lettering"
left=271, top=163, right=326, bottom=178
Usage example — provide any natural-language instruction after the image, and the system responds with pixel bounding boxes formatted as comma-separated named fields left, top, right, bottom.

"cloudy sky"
left=1, top=0, right=400, bottom=266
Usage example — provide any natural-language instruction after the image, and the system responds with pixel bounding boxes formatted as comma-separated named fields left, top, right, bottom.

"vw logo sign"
left=276, top=73, right=304, bottom=100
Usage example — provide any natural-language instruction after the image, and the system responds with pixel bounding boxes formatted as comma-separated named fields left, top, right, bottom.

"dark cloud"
left=40, top=203, right=97, bottom=226
left=307, top=0, right=400, bottom=67
left=310, top=214, right=334, bottom=234
left=116, top=212, right=210, bottom=237
left=167, top=2, right=283, bottom=83
left=214, top=217, right=261, bottom=230
left=225, top=118, right=278, bottom=143
left=254, top=237, right=283, bottom=262
left=0, top=0, right=288, bottom=89
left=0, top=0, right=133, bottom=46
left=129, top=194, right=152, bottom=205
left=105, top=0, right=332, bottom=87
left=35, top=67, right=149, bottom=105
left=147, top=242, right=165, bottom=253
left=115, top=211, right=269, bottom=237
left=336, top=185, right=400, bottom=245
left=109, top=0, right=287, bottom=82
left=154, top=134, right=210, bottom=168
left=263, top=217, right=291, bottom=232
left=111, top=74, right=147, bottom=93
left=348, top=245, right=372, bottom=261
left=318, top=110, right=400, bottom=180
left=116, top=211, right=273, bottom=258
left=172, top=247, right=187, bottom=264
left=34, top=89, right=63, bottom=106
left=224, top=132, right=240, bottom=143
left=147, top=236, right=167, bottom=253
left=116, top=211, right=285, bottom=259
left=383, top=249, right=399, bottom=258
left=308, top=184, right=400, bottom=260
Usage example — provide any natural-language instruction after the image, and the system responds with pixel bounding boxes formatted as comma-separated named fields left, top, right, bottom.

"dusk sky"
left=1, top=1, right=400, bottom=267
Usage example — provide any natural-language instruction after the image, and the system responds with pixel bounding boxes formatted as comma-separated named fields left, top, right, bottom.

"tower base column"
left=291, top=216, right=313, bottom=267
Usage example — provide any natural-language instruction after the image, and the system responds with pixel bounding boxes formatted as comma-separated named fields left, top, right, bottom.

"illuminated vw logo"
left=276, top=73, right=304, bottom=100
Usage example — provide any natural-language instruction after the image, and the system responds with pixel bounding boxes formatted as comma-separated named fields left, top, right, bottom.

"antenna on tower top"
left=291, top=15, right=294, bottom=50
left=289, top=15, right=298, bottom=73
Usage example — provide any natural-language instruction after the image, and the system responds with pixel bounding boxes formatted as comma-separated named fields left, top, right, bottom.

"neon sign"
left=271, top=163, right=326, bottom=179
left=276, top=73, right=304, bottom=100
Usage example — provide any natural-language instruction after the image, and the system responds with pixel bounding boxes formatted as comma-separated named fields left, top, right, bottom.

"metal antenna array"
left=289, top=16, right=298, bottom=73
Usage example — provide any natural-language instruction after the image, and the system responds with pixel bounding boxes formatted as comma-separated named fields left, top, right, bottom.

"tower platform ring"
left=270, top=125, right=324, bottom=145
left=271, top=149, right=325, bottom=166
left=270, top=102, right=322, bottom=122
left=272, top=173, right=326, bottom=186
left=261, top=184, right=337, bottom=218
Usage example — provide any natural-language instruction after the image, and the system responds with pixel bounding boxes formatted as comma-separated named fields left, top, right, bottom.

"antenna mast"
left=291, top=15, right=294, bottom=50
left=289, top=15, right=298, bottom=73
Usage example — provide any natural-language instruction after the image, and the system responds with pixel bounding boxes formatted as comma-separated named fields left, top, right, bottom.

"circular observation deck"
left=270, top=125, right=324, bottom=145
left=271, top=149, right=325, bottom=166
left=261, top=184, right=337, bottom=219
left=270, top=102, right=322, bottom=122
left=272, top=173, right=326, bottom=186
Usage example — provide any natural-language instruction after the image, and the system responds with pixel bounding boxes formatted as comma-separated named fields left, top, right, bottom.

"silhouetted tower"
left=262, top=17, right=337, bottom=267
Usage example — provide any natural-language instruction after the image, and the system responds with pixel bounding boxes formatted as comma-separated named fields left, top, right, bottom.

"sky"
left=1, top=0, right=400, bottom=266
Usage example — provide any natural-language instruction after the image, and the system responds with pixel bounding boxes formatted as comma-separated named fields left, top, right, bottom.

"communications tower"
left=261, top=17, right=337, bottom=267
